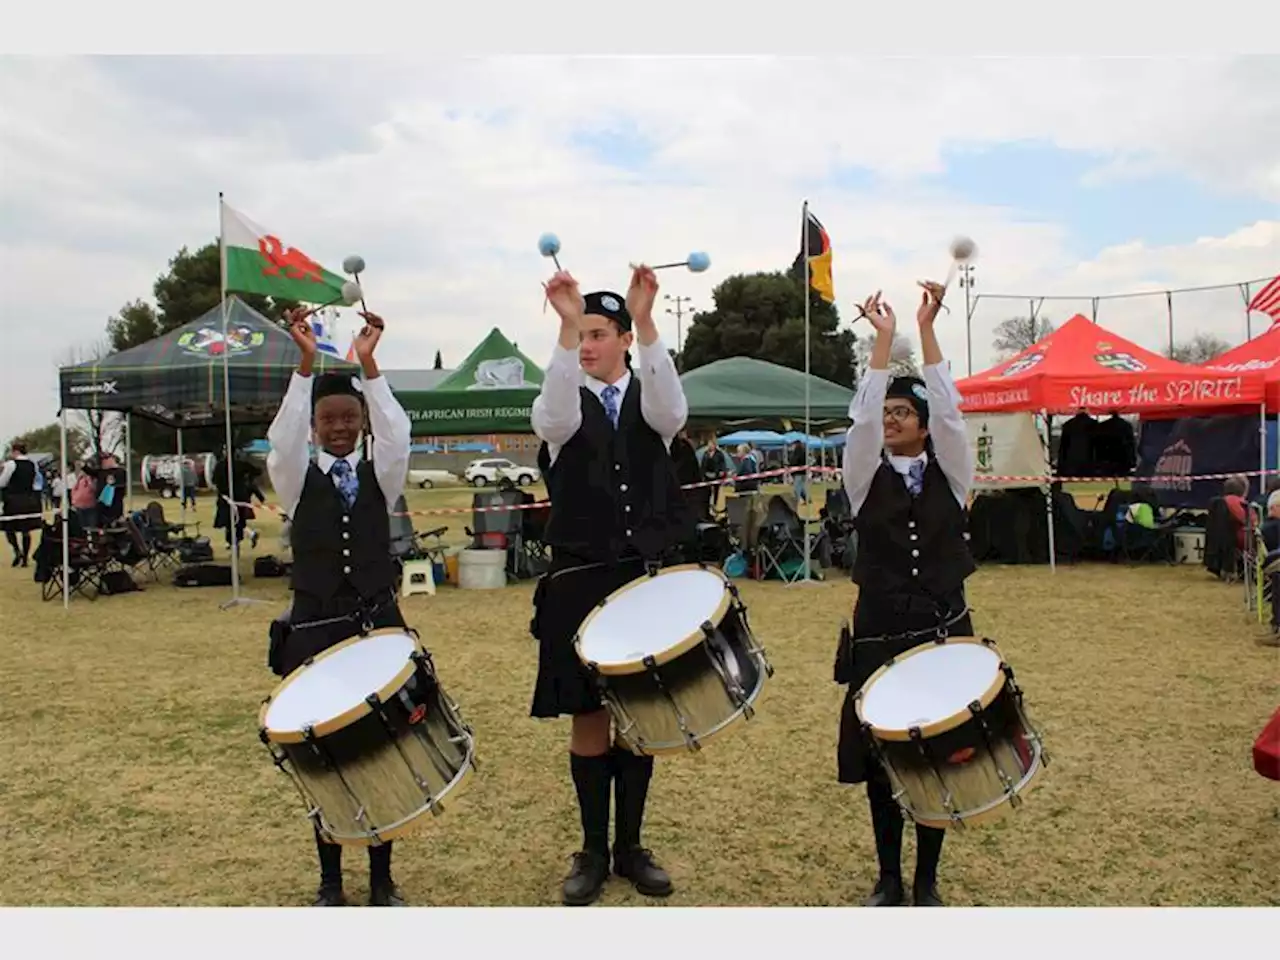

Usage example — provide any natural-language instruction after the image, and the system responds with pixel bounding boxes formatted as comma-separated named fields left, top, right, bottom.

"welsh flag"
left=220, top=199, right=345, bottom=304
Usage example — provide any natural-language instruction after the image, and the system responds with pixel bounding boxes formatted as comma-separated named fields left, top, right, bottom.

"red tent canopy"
left=1202, top=321, right=1280, bottom=412
left=955, top=314, right=1266, bottom=417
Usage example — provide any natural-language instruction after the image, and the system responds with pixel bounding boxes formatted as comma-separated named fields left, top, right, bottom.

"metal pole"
left=1241, top=282, right=1253, bottom=341
left=60, top=407, right=69, bottom=610
left=960, top=263, right=975, bottom=376
left=125, top=412, right=132, bottom=515
left=177, top=428, right=185, bottom=524
left=802, top=200, right=812, bottom=582
left=1165, top=290, right=1174, bottom=356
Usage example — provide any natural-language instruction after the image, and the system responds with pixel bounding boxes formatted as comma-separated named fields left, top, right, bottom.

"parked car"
left=463, top=457, right=540, bottom=487
left=407, top=467, right=460, bottom=489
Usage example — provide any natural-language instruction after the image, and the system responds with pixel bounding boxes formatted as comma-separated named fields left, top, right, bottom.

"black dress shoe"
left=864, top=875, right=905, bottom=906
left=312, top=885, right=346, bottom=906
left=369, top=881, right=406, bottom=906
left=613, top=846, right=673, bottom=897
left=562, top=850, right=610, bottom=906
left=913, top=883, right=945, bottom=906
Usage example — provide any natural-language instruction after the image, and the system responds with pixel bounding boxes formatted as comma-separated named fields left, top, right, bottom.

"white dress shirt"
left=530, top=339, right=688, bottom=466
left=842, top=363, right=973, bottom=515
left=266, top=372, right=413, bottom=519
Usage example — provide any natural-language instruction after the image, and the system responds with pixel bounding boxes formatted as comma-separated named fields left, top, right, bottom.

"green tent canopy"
left=397, top=328, right=545, bottom=436
left=682, top=356, right=854, bottom=428
left=57, top=296, right=359, bottom=427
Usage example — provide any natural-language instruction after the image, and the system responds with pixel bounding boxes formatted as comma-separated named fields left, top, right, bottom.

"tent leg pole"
left=125, top=413, right=132, bottom=515
left=60, top=408, right=70, bottom=611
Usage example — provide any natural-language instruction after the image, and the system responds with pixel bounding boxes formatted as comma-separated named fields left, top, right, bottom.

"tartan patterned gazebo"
left=58, top=297, right=359, bottom=427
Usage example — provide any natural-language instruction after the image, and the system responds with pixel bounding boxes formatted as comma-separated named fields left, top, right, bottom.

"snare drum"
left=258, top=628, right=477, bottom=846
left=854, top=636, right=1046, bottom=830
left=574, top=563, right=773, bottom=756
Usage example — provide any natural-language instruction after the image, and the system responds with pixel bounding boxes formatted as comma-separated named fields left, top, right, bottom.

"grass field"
left=1, top=482, right=1277, bottom=907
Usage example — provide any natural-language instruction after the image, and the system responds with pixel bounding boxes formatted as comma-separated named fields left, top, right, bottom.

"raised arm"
left=530, top=271, right=586, bottom=446
left=349, top=311, right=412, bottom=510
left=629, top=265, right=687, bottom=442
left=916, top=281, right=973, bottom=506
left=267, top=308, right=321, bottom=519
left=843, top=291, right=897, bottom=514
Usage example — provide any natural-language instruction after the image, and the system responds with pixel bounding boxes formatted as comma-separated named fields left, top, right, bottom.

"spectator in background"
left=699, top=435, right=730, bottom=519
left=181, top=458, right=198, bottom=510
left=670, top=429, right=703, bottom=519
left=733, top=443, right=760, bottom=495
left=1223, top=475, right=1250, bottom=551
left=789, top=440, right=809, bottom=504
left=70, top=463, right=99, bottom=529
left=1, top=442, right=43, bottom=567
left=1262, top=490, right=1280, bottom=554
left=214, top=447, right=265, bottom=550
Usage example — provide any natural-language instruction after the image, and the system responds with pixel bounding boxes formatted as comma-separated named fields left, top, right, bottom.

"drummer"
left=529, top=265, right=694, bottom=906
left=265, top=307, right=413, bottom=907
left=834, top=282, right=976, bottom=907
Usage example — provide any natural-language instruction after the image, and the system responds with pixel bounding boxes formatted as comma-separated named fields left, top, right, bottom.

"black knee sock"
left=313, top=826, right=343, bottom=889
left=368, top=841, right=393, bottom=886
left=20, top=532, right=30, bottom=561
left=610, top=744, right=654, bottom=852
left=4, top=531, right=17, bottom=556
left=866, top=767, right=904, bottom=880
left=913, top=825, right=944, bottom=891
left=570, top=752, right=612, bottom=856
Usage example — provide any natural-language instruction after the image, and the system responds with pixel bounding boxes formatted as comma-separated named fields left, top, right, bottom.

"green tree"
left=992, top=316, right=1055, bottom=359
left=6, top=423, right=86, bottom=461
left=679, top=267, right=858, bottom=387
left=433, top=349, right=443, bottom=370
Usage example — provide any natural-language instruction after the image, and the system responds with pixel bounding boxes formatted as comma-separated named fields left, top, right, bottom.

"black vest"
left=6, top=459, right=35, bottom=495
left=851, top=456, right=975, bottom=598
left=541, top=379, right=692, bottom=563
left=289, top=460, right=395, bottom=600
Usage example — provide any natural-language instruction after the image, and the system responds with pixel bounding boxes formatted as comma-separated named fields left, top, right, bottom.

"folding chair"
left=756, top=495, right=815, bottom=582
left=33, top=517, right=112, bottom=602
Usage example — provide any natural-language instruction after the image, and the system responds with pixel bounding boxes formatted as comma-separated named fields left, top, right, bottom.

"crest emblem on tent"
left=178, top=325, right=266, bottom=358
left=1000, top=351, right=1045, bottom=377
left=469, top=356, right=529, bottom=390
left=1094, top=350, right=1146, bottom=373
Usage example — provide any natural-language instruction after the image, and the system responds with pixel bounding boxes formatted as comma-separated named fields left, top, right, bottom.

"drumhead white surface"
left=263, top=631, right=417, bottom=733
left=578, top=568, right=726, bottom=667
left=861, top=642, right=1002, bottom=731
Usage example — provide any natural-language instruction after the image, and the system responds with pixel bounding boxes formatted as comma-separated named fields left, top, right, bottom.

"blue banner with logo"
left=1135, top=415, right=1276, bottom=508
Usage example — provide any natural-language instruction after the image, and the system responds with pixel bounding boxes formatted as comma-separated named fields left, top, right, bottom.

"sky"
left=2, top=54, right=1279, bottom=445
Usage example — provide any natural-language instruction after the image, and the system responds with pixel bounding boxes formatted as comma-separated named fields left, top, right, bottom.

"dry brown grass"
left=1, top=485, right=1277, bottom=907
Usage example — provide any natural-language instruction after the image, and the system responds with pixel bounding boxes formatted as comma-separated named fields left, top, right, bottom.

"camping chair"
left=137, top=505, right=184, bottom=571
left=1203, top=497, right=1242, bottom=582
left=388, top=494, right=449, bottom=577
left=820, top=487, right=857, bottom=571
left=464, top=489, right=523, bottom=582
left=756, top=494, right=818, bottom=582
left=511, top=493, right=550, bottom=580
left=33, top=515, right=112, bottom=602
left=721, top=494, right=755, bottom=568
left=1116, top=500, right=1178, bottom=564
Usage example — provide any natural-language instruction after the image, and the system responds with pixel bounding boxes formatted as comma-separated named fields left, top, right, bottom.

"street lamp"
left=664, top=294, right=694, bottom=370
left=959, top=263, right=976, bottom=377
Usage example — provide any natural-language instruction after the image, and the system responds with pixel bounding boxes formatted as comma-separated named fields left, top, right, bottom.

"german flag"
left=795, top=209, right=834, bottom=304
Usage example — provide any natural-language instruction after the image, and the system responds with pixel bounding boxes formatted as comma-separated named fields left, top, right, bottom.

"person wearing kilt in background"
left=1, top=442, right=43, bottom=567
left=529, top=264, right=694, bottom=906
left=834, top=282, right=976, bottom=907
left=265, top=306, right=413, bottom=907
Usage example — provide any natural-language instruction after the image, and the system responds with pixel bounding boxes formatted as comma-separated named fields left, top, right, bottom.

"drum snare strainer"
left=855, top=636, right=1048, bottom=830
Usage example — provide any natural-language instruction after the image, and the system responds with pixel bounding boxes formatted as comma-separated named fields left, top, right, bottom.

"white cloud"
left=2, top=55, right=1279, bottom=445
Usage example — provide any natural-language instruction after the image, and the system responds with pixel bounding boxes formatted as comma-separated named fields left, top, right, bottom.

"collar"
left=584, top=369, right=631, bottom=400
left=316, top=448, right=362, bottom=475
left=886, top=451, right=928, bottom=477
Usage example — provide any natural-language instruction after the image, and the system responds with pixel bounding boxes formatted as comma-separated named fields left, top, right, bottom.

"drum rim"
left=258, top=627, right=423, bottom=744
left=574, top=562, right=733, bottom=677
left=854, top=635, right=1007, bottom=742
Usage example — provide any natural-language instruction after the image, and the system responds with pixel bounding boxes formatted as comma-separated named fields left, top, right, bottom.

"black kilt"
left=1, top=492, right=43, bottom=532
left=270, top=586, right=408, bottom=679
left=529, top=555, right=650, bottom=719
left=835, top=587, right=973, bottom=785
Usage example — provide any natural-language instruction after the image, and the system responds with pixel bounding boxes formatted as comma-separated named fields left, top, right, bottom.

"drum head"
left=577, top=565, right=730, bottom=675
left=262, top=630, right=417, bottom=739
left=859, top=639, right=1003, bottom=737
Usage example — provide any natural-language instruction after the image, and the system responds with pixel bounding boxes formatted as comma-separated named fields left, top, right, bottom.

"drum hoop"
left=259, top=627, right=424, bottom=744
left=573, top=562, right=732, bottom=677
left=854, top=635, right=1008, bottom=742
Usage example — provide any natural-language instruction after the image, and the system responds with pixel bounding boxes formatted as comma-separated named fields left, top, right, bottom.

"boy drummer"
left=529, top=265, right=695, bottom=906
left=834, top=282, right=977, bottom=907
left=265, top=306, right=413, bottom=906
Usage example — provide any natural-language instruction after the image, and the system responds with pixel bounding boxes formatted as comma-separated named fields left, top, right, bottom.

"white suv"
left=464, top=458, right=540, bottom=487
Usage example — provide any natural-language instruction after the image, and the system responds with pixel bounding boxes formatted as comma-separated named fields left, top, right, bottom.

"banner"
left=966, top=413, right=1050, bottom=489
left=1134, top=415, right=1275, bottom=507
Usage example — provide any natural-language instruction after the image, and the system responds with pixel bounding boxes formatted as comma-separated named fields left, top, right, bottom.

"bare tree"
left=854, top=334, right=920, bottom=380
left=59, top=340, right=124, bottom=462
left=993, top=316, right=1055, bottom=358
left=1165, top=332, right=1232, bottom=364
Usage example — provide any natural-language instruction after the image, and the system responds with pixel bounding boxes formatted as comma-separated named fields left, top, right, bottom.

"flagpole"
left=801, top=199, right=814, bottom=584
left=217, top=192, right=264, bottom=611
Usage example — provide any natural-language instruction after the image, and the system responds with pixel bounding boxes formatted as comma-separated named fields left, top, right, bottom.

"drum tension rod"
left=967, top=700, right=1019, bottom=805
left=909, top=727, right=963, bottom=828
left=644, top=654, right=699, bottom=753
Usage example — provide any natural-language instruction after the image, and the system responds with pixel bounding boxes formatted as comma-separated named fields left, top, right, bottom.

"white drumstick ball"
left=340, top=280, right=363, bottom=305
left=342, top=254, right=366, bottom=275
left=950, top=236, right=977, bottom=261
